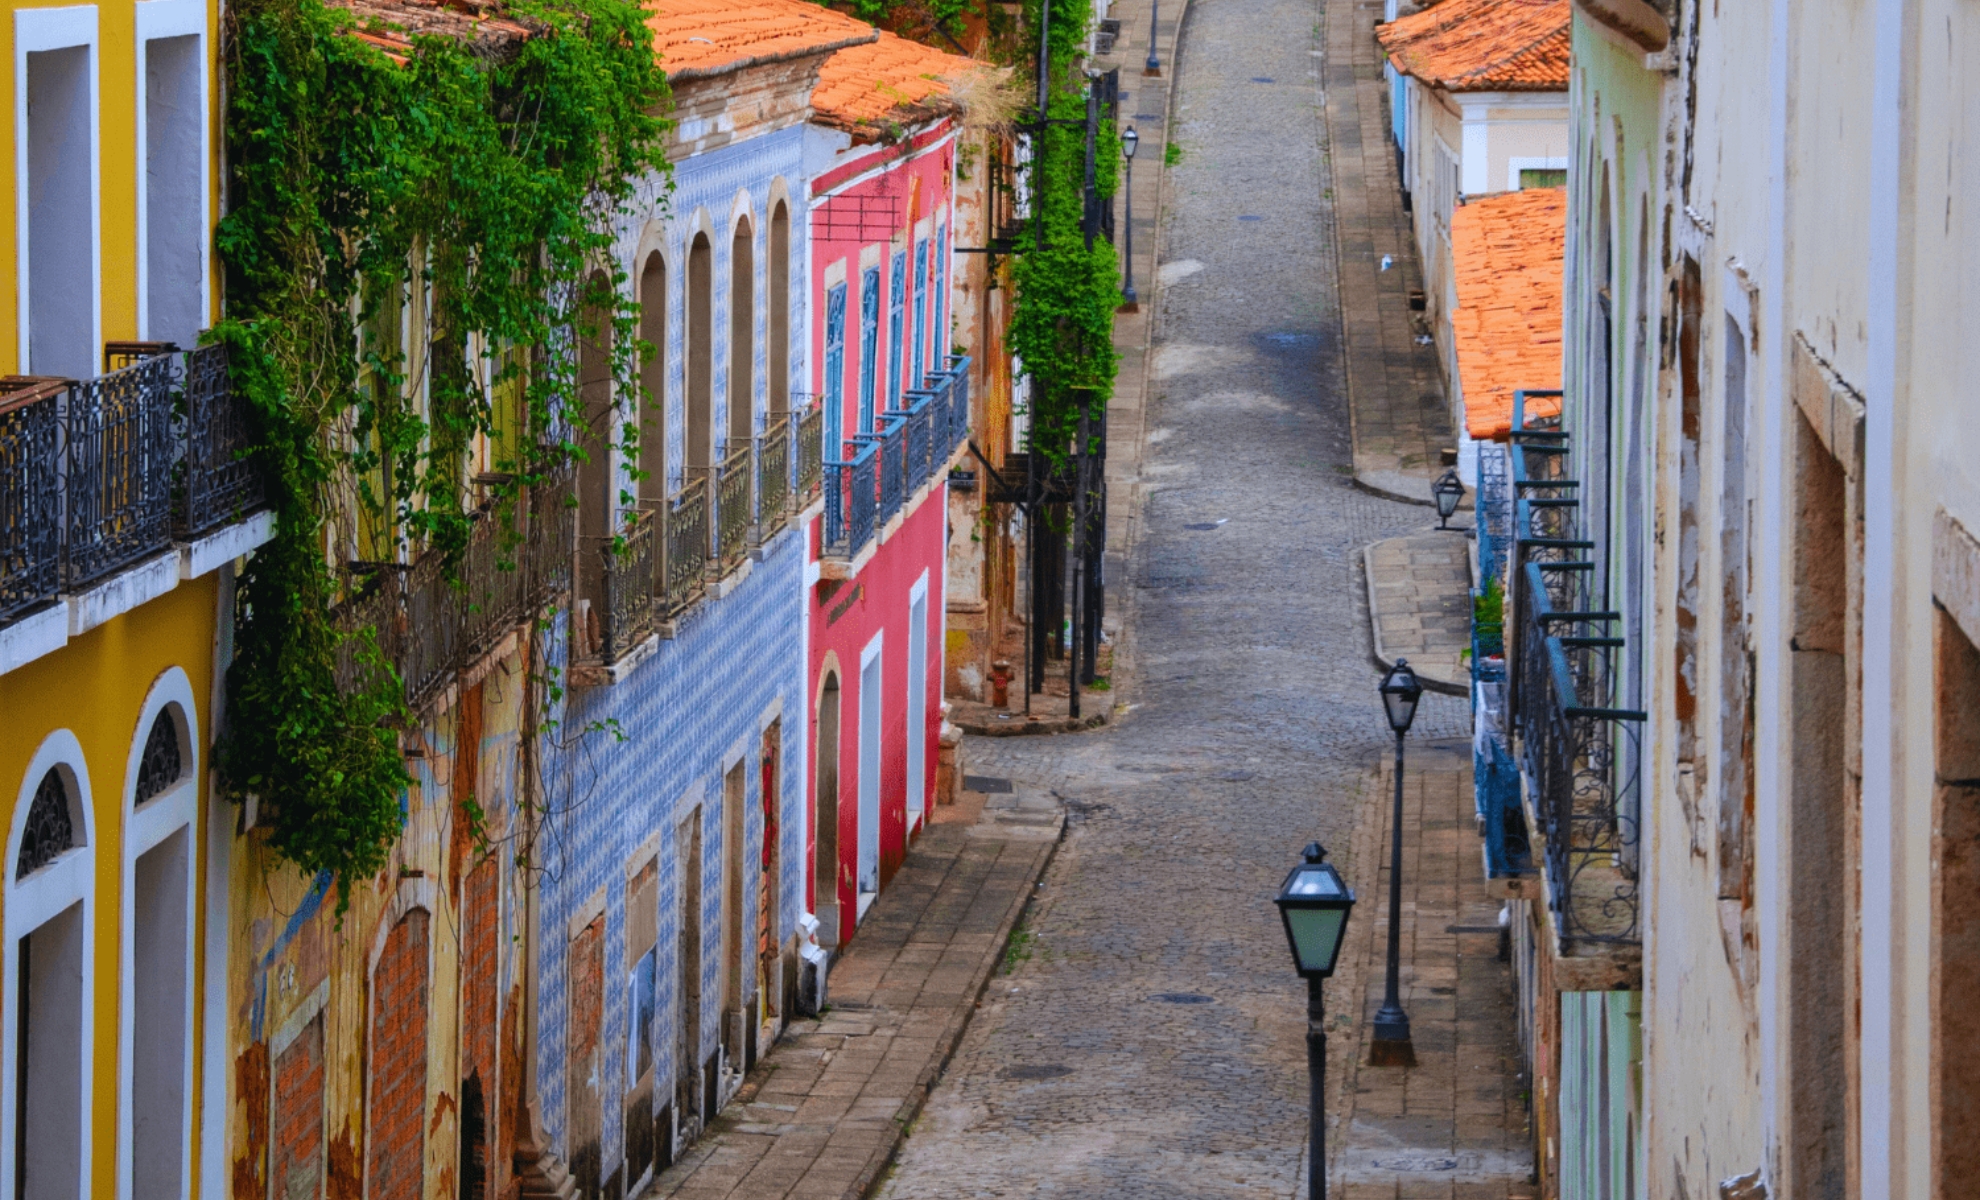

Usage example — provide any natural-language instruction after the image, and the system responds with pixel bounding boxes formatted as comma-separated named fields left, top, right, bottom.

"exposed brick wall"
left=272, top=1016, right=326, bottom=1200
left=568, top=914, right=605, bottom=1199
left=367, top=909, right=430, bottom=1200
left=462, top=860, right=501, bottom=1199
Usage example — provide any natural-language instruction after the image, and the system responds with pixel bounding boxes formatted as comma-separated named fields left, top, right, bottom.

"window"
left=133, top=710, right=183, bottom=806
left=1519, top=168, right=1567, bottom=189
left=823, top=283, right=847, bottom=456
left=858, top=268, right=880, bottom=433
left=16, top=770, right=75, bottom=880
left=935, top=223, right=949, bottom=364
left=142, top=35, right=203, bottom=348
left=728, top=218, right=754, bottom=452
left=623, top=855, right=659, bottom=1188
left=24, top=40, right=95, bottom=379
left=887, top=252, right=907, bottom=409
left=912, top=238, right=930, bottom=389
left=768, top=202, right=790, bottom=417
left=638, top=252, right=666, bottom=504
left=687, top=233, right=713, bottom=471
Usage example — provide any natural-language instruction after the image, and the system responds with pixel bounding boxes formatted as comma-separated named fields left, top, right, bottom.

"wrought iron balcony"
left=662, top=483, right=709, bottom=618
left=333, top=472, right=572, bottom=708
left=795, top=401, right=824, bottom=504
left=871, top=414, right=905, bottom=527
left=823, top=440, right=877, bottom=559
left=0, top=343, right=269, bottom=629
left=942, top=355, right=972, bottom=457
left=902, top=390, right=936, bottom=495
left=714, top=441, right=752, bottom=568
left=758, top=419, right=791, bottom=535
left=595, top=507, right=657, bottom=663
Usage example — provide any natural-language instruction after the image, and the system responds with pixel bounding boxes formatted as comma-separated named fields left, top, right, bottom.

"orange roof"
left=1377, top=0, right=1569, bottom=92
left=644, top=0, right=875, bottom=80
left=1450, top=187, right=1565, bottom=440
left=329, top=0, right=534, bottom=61
left=811, top=29, right=975, bottom=136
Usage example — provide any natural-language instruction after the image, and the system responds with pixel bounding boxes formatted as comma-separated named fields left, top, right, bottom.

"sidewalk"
left=1320, top=0, right=1454, bottom=503
left=1364, top=530, right=1474, bottom=695
left=1330, top=741, right=1536, bottom=1199
left=649, top=788, right=1061, bottom=1200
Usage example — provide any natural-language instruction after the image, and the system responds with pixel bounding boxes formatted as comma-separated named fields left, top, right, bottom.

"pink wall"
left=805, top=124, right=955, bottom=948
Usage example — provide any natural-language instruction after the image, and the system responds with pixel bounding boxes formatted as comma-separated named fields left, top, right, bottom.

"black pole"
left=1371, top=727, right=1413, bottom=1055
left=1120, top=152, right=1138, bottom=309
left=1069, top=398, right=1089, bottom=719
left=1023, top=447, right=1035, bottom=712
left=1145, top=0, right=1161, bottom=75
left=1307, top=974, right=1327, bottom=1200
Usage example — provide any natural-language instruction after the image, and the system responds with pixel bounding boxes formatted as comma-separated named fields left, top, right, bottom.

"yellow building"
left=0, top=2, right=269, bottom=1199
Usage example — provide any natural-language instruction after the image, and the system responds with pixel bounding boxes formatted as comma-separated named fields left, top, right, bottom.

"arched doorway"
left=687, top=233, right=713, bottom=473
left=768, top=202, right=789, bottom=417
left=728, top=217, right=754, bottom=454
left=814, top=673, right=840, bottom=946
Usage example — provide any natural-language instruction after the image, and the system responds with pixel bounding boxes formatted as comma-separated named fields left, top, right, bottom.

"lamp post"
left=1370, top=658, right=1422, bottom=1066
left=1119, top=126, right=1140, bottom=312
left=1432, top=467, right=1465, bottom=530
left=1144, top=0, right=1161, bottom=75
left=1274, top=842, right=1355, bottom=1200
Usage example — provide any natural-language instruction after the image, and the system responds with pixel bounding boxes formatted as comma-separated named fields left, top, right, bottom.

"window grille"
left=134, top=709, right=184, bottom=805
left=16, top=768, right=73, bottom=879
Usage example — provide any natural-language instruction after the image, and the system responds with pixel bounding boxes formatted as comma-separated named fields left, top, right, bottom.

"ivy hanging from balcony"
left=215, top=0, right=669, bottom=908
left=1007, top=0, right=1120, bottom=468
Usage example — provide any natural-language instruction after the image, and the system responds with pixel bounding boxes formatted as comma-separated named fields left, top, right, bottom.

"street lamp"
left=1432, top=467, right=1465, bottom=530
left=1274, top=842, right=1355, bottom=1200
left=1145, top=0, right=1162, bottom=76
left=1371, top=658, right=1422, bottom=1066
left=1119, top=126, right=1140, bottom=312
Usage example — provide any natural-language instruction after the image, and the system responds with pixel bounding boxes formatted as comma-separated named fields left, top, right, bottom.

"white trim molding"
left=132, top=0, right=210, bottom=343
left=13, top=4, right=102, bottom=377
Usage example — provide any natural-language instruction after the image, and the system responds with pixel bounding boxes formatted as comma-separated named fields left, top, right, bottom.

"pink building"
left=801, top=33, right=974, bottom=948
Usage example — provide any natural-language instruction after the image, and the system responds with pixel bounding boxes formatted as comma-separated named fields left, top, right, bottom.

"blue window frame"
left=912, top=238, right=929, bottom=389
left=887, top=251, right=907, bottom=410
left=824, top=282, right=846, bottom=453
left=936, top=222, right=949, bottom=365
left=858, top=267, right=880, bottom=432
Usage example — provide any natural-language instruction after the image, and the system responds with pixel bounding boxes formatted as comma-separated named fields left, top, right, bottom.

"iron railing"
left=66, top=355, right=177, bottom=587
left=332, top=474, right=572, bottom=708
left=795, top=402, right=824, bottom=503
left=661, top=483, right=709, bottom=617
left=823, top=441, right=878, bottom=559
left=942, top=355, right=972, bottom=456
left=869, top=414, right=905, bottom=528
left=183, top=344, right=266, bottom=537
left=714, top=442, right=752, bottom=567
left=0, top=379, right=64, bottom=622
left=902, top=391, right=935, bottom=494
left=597, top=507, right=657, bottom=662
left=758, top=420, right=791, bottom=534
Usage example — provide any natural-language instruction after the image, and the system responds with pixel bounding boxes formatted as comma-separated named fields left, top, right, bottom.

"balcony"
left=1500, top=389, right=1646, bottom=963
left=0, top=343, right=270, bottom=660
left=817, top=357, right=971, bottom=574
left=333, top=473, right=572, bottom=709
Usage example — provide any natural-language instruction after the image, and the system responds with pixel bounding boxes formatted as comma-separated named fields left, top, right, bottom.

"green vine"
left=215, top=0, right=670, bottom=907
left=1008, top=0, right=1119, bottom=465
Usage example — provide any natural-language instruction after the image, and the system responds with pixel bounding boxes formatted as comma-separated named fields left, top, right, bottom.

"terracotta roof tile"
left=1450, top=186, right=1564, bottom=440
left=644, top=0, right=875, bottom=79
left=328, top=0, right=535, bottom=61
left=1377, top=0, right=1569, bottom=92
left=811, top=29, right=975, bottom=135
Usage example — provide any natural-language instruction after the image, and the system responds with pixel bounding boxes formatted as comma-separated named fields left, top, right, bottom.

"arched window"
left=638, top=251, right=667, bottom=504
left=768, top=202, right=790, bottom=417
left=687, top=233, right=713, bottom=472
left=16, top=769, right=74, bottom=880
left=728, top=217, right=755, bottom=453
left=576, top=270, right=614, bottom=651
left=814, top=673, right=840, bottom=944
left=133, top=709, right=184, bottom=806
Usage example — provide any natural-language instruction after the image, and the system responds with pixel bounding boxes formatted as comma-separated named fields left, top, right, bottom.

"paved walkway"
left=1321, top=0, right=1453, bottom=503
left=649, top=790, right=1062, bottom=1200
left=1364, top=531, right=1474, bottom=695
left=1332, top=743, right=1536, bottom=1199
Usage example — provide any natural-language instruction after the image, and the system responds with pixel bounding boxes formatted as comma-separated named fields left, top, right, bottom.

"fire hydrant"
left=990, top=659, right=1013, bottom=709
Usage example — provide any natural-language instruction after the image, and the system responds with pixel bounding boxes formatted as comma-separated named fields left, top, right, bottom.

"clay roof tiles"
left=810, top=29, right=976, bottom=136
left=328, top=0, right=535, bottom=61
left=1449, top=186, right=1565, bottom=440
left=643, top=0, right=875, bottom=79
left=1376, top=0, right=1570, bottom=92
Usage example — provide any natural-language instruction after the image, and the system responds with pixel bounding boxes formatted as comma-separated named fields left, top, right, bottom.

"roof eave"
left=662, top=28, right=879, bottom=82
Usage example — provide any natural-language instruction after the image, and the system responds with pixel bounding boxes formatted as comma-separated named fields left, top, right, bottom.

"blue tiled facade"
left=532, top=124, right=812, bottom=1197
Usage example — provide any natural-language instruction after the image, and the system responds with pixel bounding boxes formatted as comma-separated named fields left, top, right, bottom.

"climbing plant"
left=215, top=0, right=670, bottom=908
left=1007, top=0, right=1120, bottom=462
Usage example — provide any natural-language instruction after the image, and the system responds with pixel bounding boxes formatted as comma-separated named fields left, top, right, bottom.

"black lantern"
left=1121, top=125, right=1139, bottom=160
left=1276, top=842, right=1355, bottom=978
left=1379, top=658, right=1422, bottom=735
left=1432, top=467, right=1465, bottom=529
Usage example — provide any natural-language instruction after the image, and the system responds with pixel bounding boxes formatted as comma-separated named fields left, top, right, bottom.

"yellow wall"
left=0, top=573, right=221, bottom=1199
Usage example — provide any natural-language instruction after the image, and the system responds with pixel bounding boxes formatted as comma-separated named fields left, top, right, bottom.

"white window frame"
left=117, top=668, right=200, bottom=1200
left=14, top=4, right=102, bottom=375
left=2, top=728, right=98, bottom=1200
left=134, top=0, right=210, bottom=343
left=905, top=571, right=929, bottom=829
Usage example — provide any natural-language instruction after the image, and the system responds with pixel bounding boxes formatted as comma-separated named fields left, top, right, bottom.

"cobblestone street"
left=874, top=0, right=1489, bottom=1192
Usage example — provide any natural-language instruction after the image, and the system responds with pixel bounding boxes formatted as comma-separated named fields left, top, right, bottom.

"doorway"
left=814, top=675, right=841, bottom=944
left=720, top=763, right=745, bottom=1094
left=907, top=583, right=928, bottom=830
left=756, top=723, right=781, bottom=1055
left=857, top=642, right=882, bottom=915
left=673, top=811, right=702, bottom=1145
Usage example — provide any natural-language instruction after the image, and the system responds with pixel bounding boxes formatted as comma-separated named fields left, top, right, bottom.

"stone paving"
left=1364, top=531, right=1475, bottom=695
left=648, top=789, right=1061, bottom=1200
left=868, top=0, right=1512, bottom=1190
left=1320, top=0, right=1454, bottom=503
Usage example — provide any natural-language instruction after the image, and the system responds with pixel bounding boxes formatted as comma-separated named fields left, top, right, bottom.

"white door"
left=857, top=645, right=882, bottom=906
left=907, top=583, right=927, bottom=826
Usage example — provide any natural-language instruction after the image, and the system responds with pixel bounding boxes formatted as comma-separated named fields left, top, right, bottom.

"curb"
left=853, top=794, right=1068, bottom=1198
left=1361, top=542, right=1469, bottom=697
